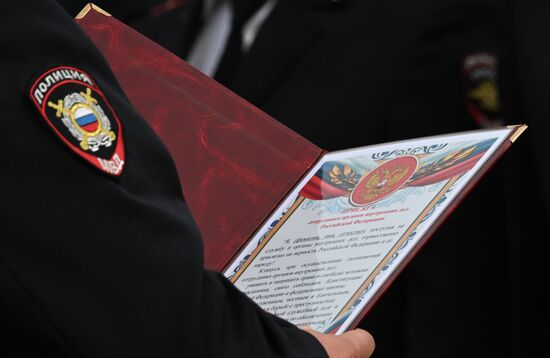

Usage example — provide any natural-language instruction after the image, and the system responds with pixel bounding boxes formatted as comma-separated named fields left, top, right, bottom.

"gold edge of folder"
left=75, top=3, right=112, bottom=20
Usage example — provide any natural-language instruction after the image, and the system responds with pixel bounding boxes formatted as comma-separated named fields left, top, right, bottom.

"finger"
left=342, top=329, right=376, bottom=357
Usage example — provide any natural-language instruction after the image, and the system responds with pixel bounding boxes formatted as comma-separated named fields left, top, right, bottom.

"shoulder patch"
left=30, top=66, right=125, bottom=176
left=462, top=53, right=502, bottom=128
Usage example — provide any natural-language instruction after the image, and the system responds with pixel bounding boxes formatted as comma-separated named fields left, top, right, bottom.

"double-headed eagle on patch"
left=30, top=66, right=125, bottom=176
left=48, top=88, right=116, bottom=152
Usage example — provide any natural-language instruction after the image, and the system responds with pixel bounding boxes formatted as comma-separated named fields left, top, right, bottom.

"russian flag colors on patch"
left=29, top=66, right=125, bottom=176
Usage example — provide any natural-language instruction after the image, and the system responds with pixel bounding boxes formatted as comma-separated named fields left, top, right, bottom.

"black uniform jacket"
left=0, top=1, right=328, bottom=357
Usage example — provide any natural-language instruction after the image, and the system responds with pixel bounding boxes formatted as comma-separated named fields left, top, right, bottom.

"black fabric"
left=0, top=1, right=328, bottom=357
left=57, top=1, right=205, bottom=57
left=214, top=0, right=268, bottom=85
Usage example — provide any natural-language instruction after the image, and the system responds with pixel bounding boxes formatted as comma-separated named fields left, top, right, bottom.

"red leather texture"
left=77, top=10, right=324, bottom=270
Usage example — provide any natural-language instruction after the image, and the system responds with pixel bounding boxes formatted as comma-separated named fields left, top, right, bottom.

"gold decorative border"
left=332, top=176, right=459, bottom=323
left=75, top=3, right=112, bottom=20
left=230, top=176, right=459, bottom=327
left=229, top=197, right=306, bottom=283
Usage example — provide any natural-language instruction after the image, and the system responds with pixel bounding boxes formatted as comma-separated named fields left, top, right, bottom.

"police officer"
left=0, top=1, right=375, bottom=357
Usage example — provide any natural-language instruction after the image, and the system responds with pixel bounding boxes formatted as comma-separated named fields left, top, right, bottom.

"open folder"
left=76, top=4, right=526, bottom=334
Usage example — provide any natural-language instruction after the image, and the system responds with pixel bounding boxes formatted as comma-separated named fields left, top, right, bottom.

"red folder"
left=76, top=5, right=324, bottom=270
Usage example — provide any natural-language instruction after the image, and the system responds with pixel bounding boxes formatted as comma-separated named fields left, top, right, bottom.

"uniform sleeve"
left=0, top=1, right=327, bottom=357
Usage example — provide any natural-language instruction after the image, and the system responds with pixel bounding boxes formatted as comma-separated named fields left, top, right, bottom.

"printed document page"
left=224, top=128, right=513, bottom=334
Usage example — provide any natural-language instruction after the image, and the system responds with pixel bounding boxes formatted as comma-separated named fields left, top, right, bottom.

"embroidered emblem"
left=30, top=66, right=125, bottom=176
left=463, top=53, right=502, bottom=128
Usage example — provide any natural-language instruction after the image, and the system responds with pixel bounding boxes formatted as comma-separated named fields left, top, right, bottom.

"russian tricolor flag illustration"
left=74, top=107, right=98, bottom=132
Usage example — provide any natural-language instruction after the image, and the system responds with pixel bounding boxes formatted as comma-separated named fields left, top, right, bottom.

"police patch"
left=462, top=53, right=502, bottom=128
left=30, top=66, right=125, bottom=176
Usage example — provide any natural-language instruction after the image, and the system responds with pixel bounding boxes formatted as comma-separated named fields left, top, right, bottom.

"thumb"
left=340, top=329, right=376, bottom=357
